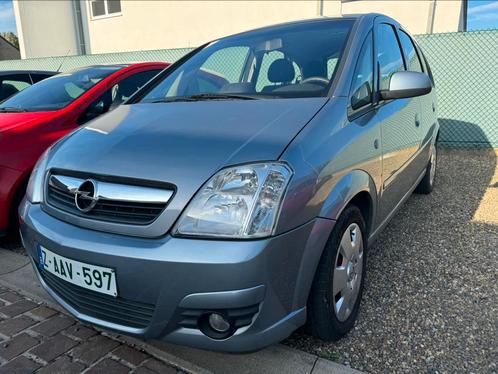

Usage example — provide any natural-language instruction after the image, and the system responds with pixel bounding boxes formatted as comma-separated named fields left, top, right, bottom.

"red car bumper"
left=0, top=165, right=23, bottom=233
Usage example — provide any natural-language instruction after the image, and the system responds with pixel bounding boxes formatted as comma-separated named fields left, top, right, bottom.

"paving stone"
left=70, top=335, right=120, bottom=365
left=31, top=315, right=74, bottom=337
left=133, top=367, right=157, bottom=374
left=64, top=324, right=97, bottom=340
left=37, top=356, right=86, bottom=374
left=0, top=355, right=41, bottom=374
left=0, top=300, right=38, bottom=318
left=144, top=358, right=177, bottom=374
left=0, top=292, right=22, bottom=303
left=30, top=333, right=79, bottom=362
left=112, top=345, right=148, bottom=366
left=0, top=333, right=39, bottom=360
left=27, top=306, right=57, bottom=321
left=0, top=315, right=36, bottom=337
left=86, top=358, right=129, bottom=374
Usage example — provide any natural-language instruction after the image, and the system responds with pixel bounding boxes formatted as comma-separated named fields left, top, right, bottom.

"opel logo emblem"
left=74, top=179, right=99, bottom=213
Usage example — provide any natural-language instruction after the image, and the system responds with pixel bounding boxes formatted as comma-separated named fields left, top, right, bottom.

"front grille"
left=40, top=268, right=155, bottom=329
left=46, top=174, right=171, bottom=225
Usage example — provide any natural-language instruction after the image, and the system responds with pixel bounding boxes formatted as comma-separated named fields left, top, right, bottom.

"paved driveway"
left=287, top=149, right=498, bottom=373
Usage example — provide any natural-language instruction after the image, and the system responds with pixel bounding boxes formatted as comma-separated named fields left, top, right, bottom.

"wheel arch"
left=318, top=169, right=377, bottom=237
left=291, top=170, right=377, bottom=310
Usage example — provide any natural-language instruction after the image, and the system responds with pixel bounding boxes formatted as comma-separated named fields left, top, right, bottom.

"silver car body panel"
left=21, top=13, right=439, bottom=352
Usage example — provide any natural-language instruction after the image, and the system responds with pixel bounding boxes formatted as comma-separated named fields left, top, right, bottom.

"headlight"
left=26, top=149, right=50, bottom=204
left=174, top=162, right=292, bottom=239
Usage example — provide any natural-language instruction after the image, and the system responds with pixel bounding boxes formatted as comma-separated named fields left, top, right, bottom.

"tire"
left=415, top=144, right=437, bottom=195
left=307, top=205, right=367, bottom=341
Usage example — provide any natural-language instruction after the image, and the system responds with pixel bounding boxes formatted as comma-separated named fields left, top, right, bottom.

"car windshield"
left=140, top=19, right=354, bottom=103
left=0, top=66, right=121, bottom=112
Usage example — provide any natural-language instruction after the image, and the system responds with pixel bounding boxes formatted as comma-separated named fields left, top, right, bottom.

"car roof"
left=67, top=62, right=168, bottom=74
left=219, top=13, right=382, bottom=40
left=0, top=70, right=58, bottom=76
left=216, top=13, right=392, bottom=42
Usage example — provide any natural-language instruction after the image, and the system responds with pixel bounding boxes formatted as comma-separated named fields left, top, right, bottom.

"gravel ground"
left=286, top=148, right=498, bottom=373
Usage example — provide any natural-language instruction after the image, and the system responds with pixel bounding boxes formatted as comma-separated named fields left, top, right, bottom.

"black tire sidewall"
left=307, top=205, right=367, bottom=340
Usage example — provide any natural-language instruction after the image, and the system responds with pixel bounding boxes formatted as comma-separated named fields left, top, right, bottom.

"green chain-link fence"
left=0, top=29, right=497, bottom=148
left=416, top=30, right=498, bottom=148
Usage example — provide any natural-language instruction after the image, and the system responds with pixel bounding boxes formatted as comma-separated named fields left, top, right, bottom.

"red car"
left=0, top=62, right=168, bottom=236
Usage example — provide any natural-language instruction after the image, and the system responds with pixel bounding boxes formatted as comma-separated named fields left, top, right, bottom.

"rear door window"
left=398, top=30, right=423, bottom=73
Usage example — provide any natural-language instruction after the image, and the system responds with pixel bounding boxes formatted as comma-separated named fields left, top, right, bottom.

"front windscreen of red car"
left=0, top=66, right=121, bottom=113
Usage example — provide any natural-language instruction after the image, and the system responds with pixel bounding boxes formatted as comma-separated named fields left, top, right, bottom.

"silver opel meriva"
left=21, top=14, right=438, bottom=352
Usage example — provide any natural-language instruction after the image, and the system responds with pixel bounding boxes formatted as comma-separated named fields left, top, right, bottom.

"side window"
left=201, top=46, right=250, bottom=84
left=255, top=51, right=300, bottom=92
left=90, top=0, right=121, bottom=18
left=420, top=50, right=435, bottom=85
left=398, top=30, right=423, bottom=73
left=110, top=69, right=161, bottom=107
left=77, top=70, right=161, bottom=125
left=0, top=74, right=32, bottom=101
left=377, top=24, right=405, bottom=91
left=327, top=57, right=339, bottom=79
left=77, top=89, right=113, bottom=125
left=350, top=31, right=373, bottom=111
left=30, top=73, right=54, bottom=84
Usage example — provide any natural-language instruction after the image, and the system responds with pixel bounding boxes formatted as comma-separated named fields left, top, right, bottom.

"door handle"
left=415, top=114, right=420, bottom=128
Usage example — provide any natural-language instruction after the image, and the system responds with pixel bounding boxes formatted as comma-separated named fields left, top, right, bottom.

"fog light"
left=208, top=313, right=230, bottom=333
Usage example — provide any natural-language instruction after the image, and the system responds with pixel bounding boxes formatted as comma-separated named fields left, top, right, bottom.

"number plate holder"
left=38, top=245, right=118, bottom=297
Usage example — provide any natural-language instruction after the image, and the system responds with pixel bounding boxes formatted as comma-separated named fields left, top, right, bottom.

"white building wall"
left=84, top=0, right=323, bottom=54
left=13, top=0, right=465, bottom=59
left=13, top=0, right=80, bottom=59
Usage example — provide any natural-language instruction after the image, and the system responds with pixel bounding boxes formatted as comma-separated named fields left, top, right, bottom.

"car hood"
left=50, top=98, right=326, bottom=181
left=0, top=112, right=53, bottom=132
left=47, top=98, right=327, bottom=235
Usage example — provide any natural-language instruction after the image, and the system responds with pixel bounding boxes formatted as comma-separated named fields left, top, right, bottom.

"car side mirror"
left=380, top=71, right=432, bottom=100
left=351, top=81, right=372, bottom=110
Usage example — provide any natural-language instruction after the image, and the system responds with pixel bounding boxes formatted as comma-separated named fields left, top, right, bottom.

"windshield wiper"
left=187, top=93, right=257, bottom=100
left=0, top=107, right=27, bottom=113
left=148, top=97, right=198, bottom=104
left=147, top=93, right=258, bottom=104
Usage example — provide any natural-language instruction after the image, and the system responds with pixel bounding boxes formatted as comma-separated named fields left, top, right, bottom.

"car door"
left=375, top=21, right=422, bottom=221
left=398, top=29, right=437, bottom=163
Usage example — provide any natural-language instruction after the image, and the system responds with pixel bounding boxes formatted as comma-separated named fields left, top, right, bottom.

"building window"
left=90, top=0, right=121, bottom=18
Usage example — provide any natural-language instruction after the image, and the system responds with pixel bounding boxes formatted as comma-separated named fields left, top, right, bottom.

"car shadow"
left=286, top=119, right=497, bottom=372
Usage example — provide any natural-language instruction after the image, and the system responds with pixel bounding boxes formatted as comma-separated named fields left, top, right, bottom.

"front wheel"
left=307, top=205, right=367, bottom=341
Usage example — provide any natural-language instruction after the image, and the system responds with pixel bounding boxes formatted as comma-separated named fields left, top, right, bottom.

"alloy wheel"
left=333, top=223, right=364, bottom=322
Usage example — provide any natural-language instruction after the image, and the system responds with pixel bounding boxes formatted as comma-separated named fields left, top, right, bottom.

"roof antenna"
left=56, top=49, right=71, bottom=72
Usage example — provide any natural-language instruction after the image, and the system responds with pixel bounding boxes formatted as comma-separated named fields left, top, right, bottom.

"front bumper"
left=0, top=165, right=23, bottom=233
left=20, top=202, right=334, bottom=352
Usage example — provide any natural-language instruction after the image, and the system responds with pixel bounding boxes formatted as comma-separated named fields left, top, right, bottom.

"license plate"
left=38, top=246, right=118, bottom=297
